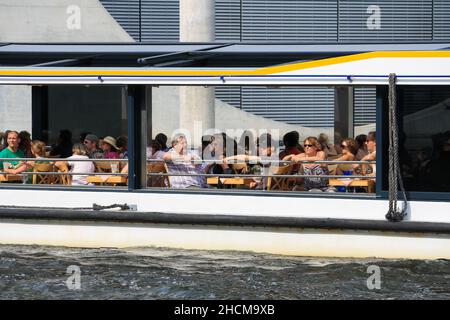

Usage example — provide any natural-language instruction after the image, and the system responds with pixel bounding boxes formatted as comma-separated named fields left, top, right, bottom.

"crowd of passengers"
left=0, top=130, right=128, bottom=185
left=0, top=129, right=376, bottom=191
left=146, top=130, right=377, bottom=191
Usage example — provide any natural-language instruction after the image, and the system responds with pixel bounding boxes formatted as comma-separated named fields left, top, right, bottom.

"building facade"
left=1, top=1, right=449, bottom=141
left=100, top=0, right=450, bottom=128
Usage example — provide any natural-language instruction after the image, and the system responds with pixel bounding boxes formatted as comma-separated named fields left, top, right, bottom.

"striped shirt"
left=165, top=149, right=206, bottom=189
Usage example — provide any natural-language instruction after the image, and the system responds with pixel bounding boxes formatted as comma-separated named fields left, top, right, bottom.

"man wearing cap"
left=83, top=134, right=104, bottom=159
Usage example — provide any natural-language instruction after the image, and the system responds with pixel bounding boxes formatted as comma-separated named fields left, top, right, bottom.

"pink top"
left=103, top=151, right=120, bottom=159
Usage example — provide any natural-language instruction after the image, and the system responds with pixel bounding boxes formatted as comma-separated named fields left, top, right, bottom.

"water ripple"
left=0, top=245, right=449, bottom=299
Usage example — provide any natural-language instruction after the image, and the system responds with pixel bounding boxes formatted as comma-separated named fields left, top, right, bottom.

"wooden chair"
left=55, top=162, right=71, bottom=185
left=94, top=161, right=112, bottom=173
left=147, top=162, right=170, bottom=188
left=266, top=164, right=292, bottom=191
left=32, top=163, right=56, bottom=184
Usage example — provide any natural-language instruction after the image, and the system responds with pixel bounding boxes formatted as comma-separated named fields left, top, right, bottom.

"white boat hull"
left=0, top=188, right=449, bottom=259
left=0, top=218, right=449, bottom=260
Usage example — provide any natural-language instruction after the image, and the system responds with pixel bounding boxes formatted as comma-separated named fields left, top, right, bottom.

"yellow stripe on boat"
left=1, top=51, right=450, bottom=77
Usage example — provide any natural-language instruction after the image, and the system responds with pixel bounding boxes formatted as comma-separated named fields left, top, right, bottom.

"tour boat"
left=0, top=43, right=449, bottom=259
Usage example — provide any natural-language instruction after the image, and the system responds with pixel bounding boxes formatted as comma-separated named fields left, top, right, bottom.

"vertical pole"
left=31, top=86, right=49, bottom=143
left=127, top=85, right=150, bottom=190
left=376, top=85, right=388, bottom=195
left=334, top=86, right=354, bottom=144
left=179, top=0, right=215, bottom=147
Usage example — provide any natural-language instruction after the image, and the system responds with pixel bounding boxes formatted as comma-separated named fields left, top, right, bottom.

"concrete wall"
left=0, top=0, right=133, bottom=134
left=152, top=86, right=181, bottom=137
left=0, top=86, right=32, bottom=134
left=151, top=92, right=336, bottom=143
left=0, top=0, right=133, bottom=42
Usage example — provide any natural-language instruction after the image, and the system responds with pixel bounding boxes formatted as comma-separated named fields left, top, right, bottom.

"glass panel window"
left=393, top=86, right=450, bottom=193
left=0, top=85, right=129, bottom=188
left=147, top=85, right=377, bottom=194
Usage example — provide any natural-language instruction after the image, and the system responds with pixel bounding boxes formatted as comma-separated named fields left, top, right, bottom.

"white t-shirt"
left=68, top=155, right=95, bottom=185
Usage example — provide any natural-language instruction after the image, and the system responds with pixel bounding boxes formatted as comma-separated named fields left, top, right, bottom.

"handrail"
left=0, top=172, right=127, bottom=176
left=0, top=157, right=375, bottom=165
left=0, top=171, right=372, bottom=179
left=146, top=173, right=373, bottom=179
left=146, top=158, right=376, bottom=165
left=0, top=158, right=375, bottom=178
left=0, top=157, right=128, bottom=162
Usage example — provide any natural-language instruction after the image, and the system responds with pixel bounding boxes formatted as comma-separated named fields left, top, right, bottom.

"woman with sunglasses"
left=283, top=137, right=335, bottom=192
left=333, top=138, right=358, bottom=180
left=335, top=138, right=358, bottom=162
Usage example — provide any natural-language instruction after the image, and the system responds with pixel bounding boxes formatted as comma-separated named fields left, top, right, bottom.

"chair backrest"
left=94, top=161, right=112, bottom=173
left=34, top=163, right=54, bottom=172
left=147, top=162, right=170, bottom=188
left=32, top=162, right=56, bottom=184
left=267, top=164, right=292, bottom=191
left=56, top=162, right=71, bottom=185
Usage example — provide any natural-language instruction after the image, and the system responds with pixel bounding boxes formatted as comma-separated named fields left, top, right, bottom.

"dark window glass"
left=37, top=86, right=127, bottom=145
left=385, top=86, right=450, bottom=193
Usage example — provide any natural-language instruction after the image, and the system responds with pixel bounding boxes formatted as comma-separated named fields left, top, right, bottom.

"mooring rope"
left=386, top=73, right=408, bottom=222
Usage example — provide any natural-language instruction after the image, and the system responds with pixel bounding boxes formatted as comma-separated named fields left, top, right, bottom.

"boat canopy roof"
left=1, top=42, right=450, bottom=85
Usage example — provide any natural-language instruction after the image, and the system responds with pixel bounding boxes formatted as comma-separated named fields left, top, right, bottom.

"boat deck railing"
left=0, top=157, right=376, bottom=192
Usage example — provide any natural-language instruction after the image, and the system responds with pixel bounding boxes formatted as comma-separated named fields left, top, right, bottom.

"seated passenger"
left=83, top=134, right=104, bottom=159
left=100, top=136, right=120, bottom=159
left=355, top=131, right=376, bottom=176
left=50, top=129, right=73, bottom=158
left=203, top=133, right=234, bottom=175
left=19, top=130, right=33, bottom=158
left=116, top=135, right=128, bottom=159
left=355, top=134, right=369, bottom=160
left=332, top=138, right=358, bottom=179
left=163, top=134, right=206, bottom=189
left=79, top=131, right=92, bottom=144
left=318, top=133, right=338, bottom=159
left=148, top=139, right=165, bottom=160
left=250, top=134, right=279, bottom=189
left=0, top=131, right=5, bottom=151
left=24, top=140, right=52, bottom=184
left=155, top=133, right=169, bottom=151
left=284, top=137, right=335, bottom=192
left=0, top=130, right=29, bottom=175
left=56, top=143, right=95, bottom=186
left=29, top=140, right=49, bottom=165
left=225, top=134, right=278, bottom=189
left=334, top=138, right=358, bottom=166
left=279, top=131, right=303, bottom=160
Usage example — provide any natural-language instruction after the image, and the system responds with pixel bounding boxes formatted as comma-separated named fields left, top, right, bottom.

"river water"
left=0, top=245, right=449, bottom=299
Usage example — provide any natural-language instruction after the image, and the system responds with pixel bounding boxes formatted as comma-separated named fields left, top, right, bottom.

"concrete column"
left=179, top=0, right=215, bottom=147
